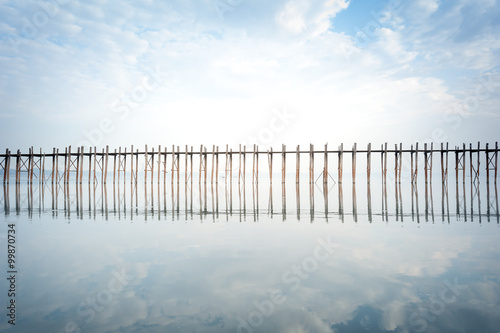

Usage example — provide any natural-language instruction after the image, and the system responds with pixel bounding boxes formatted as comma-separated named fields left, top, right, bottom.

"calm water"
left=1, top=173, right=499, bottom=333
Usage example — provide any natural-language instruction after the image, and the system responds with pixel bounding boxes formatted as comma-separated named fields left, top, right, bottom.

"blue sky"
left=0, top=0, right=499, bottom=151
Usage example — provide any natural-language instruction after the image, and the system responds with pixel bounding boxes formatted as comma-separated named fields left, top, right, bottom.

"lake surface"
left=1, top=174, right=499, bottom=333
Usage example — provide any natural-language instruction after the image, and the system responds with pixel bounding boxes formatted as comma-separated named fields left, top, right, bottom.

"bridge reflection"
left=1, top=174, right=498, bottom=223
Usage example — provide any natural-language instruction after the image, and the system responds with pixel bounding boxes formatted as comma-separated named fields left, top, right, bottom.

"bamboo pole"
left=177, top=146, right=180, bottom=183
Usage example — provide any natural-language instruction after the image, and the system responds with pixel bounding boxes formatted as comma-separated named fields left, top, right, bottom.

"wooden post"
left=79, top=146, right=84, bottom=184
left=112, top=148, right=117, bottom=184
left=118, top=147, right=122, bottom=184
left=75, top=147, right=80, bottom=184
left=63, top=147, right=68, bottom=184
left=424, top=143, right=428, bottom=184
left=296, top=145, right=300, bottom=184
left=367, top=143, right=371, bottom=183
left=93, top=147, right=97, bottom=184
left=282, top=144, right=286, bottom=183
left=243, top=146, right=246, bottom=182
left=151, top=146, right=155, bottom=185
left=200, top=144, right=204, bottom=183
left=323, top=143, right=328, bottom=184
left=57, top=148, right=61, bottom=185
left=352, top=143, right=356, bottom=183
left=103, top=146, right=109, bottom=184
left=215, top=146, right=219, bottom=183
left=225, top=144, right=229, bottom=181
left=15, top=150, right=20, bottom=184
left=177, top=146, right=180, bottom=183
left=164, top=146, right=168, bottom=184
left=384, top=142, right=388, bottom=182
left=30, top=146, right=34, bottom=184
left=158, top=145, right=161, bottom=184
left=414, top=142, right=418, bottom=183
left=338, top=143, right=343, bottom=184
left=211, top=145, right=215, bottom=184
left=186, top=145, right=189, bottom=184
left=3, top=149, right=10, bottom=184
left=493, top=142, right=499, bottom=183
left=309, top=144, right=314, bottom=184
left=130, top=145, right=134, bottom=184
left=252, top=144, right=256, bottom=183
left=268, top=148, right=273, bottom=184
left=256, top=145, right=259, bottom=183
left=229, top=148, right=232, bottom=183
left=398, top=143, right=403, bottom=182
left=145, top=145, right=148, bottom=184
left=238, top=144, right=242, bottom=184
left=135, top=148, right=139, bottom=184
left=51, top=148, right=55, bottom=184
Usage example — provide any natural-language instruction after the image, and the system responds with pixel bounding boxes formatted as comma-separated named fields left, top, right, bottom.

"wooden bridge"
left=0, top=142, right=498, bottom=186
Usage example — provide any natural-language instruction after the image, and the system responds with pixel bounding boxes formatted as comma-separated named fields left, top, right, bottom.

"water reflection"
left=1, top=174, right=499, bottom=223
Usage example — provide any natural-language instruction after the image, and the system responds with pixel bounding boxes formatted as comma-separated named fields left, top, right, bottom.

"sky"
left=0, top=0, right=499, bottom=152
